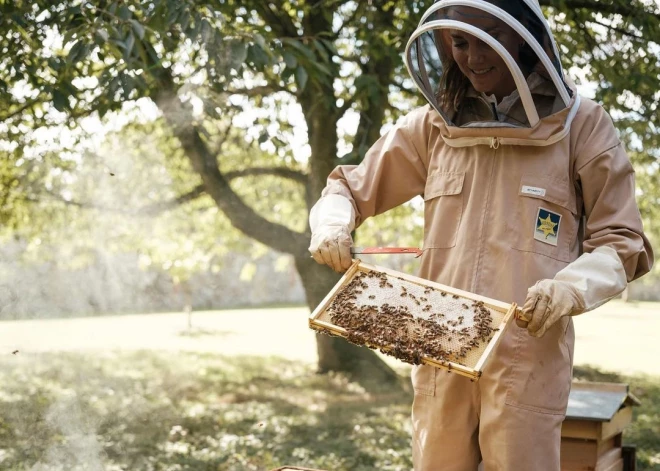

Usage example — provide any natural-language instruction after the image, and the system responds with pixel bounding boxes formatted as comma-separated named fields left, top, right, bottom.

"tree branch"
left=222, top=84, right=293, bottom=97
left=24, top=165, right=310, bottom=220
left=19, top=191, right=134, bottom=215
left=540, top=0, right=660, bottom=21
left=152, top=74, right=310, bottom=256
left=139, top=184, right=207, bottom=216
left=142, top=167, right=309, bottom=216
left=253, top=2, right=299, bottom=37
left=226, top=167, right=309, bottom=185
left=576, top=20, right=609, bottom=61
left=586, top=18, right=644, bottom=40
left=0, top=98, right=42, bottom=122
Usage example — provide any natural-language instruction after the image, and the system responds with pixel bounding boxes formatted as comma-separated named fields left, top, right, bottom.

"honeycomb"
left=315, top=268, right=507, bottom=369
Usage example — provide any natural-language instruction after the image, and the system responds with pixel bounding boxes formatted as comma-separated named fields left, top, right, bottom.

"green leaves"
left=295, top=66, right=308, bottom=90
left=283, top=51, right=297, bottom=69
left=51, top=89, right=69, bottom=112
left=281, top=37, right=315, bottom=62
left=130, top=20, right=145, bottom=40
left=228, top=39, right=248, bottom=71
left=66, top=40, right=89, bottom=64
left=0, top=0, right=659, bottom=286
left=247, top=42, right=272, bottom=70
left=354, top=74, right=383, bottom=108
left=118, top=5, right=132, bottom=21
left=278, top=37, right=335, bottom=91
left=95, top=28, right=109, bottom=44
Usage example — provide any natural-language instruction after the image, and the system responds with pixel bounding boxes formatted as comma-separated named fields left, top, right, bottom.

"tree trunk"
left=294, top=254, right=406, bottom=392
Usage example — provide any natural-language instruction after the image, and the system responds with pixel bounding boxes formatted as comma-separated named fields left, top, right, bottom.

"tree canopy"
left=1, top=0, right=658, bottom=383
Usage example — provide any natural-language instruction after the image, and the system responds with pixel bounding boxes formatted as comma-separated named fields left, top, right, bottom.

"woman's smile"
left=470, top=67, right=495, bottom=76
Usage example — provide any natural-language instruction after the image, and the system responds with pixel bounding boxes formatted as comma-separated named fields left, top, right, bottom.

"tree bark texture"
left=150, top=3, right=407, bottom=389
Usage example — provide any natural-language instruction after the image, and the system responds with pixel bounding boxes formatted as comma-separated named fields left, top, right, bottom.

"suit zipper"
left=491, top=102, right=499, bottom=121
left=472, top=140, right=498, bottom=293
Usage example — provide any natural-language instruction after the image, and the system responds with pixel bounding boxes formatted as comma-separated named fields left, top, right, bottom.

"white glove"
left=308, top=194, right=356, bottom=272
left=518, top=246, right=627, bottom=337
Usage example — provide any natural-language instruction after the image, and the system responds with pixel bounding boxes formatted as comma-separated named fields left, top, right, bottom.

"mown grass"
left=0, top=352, right=658, bottom=470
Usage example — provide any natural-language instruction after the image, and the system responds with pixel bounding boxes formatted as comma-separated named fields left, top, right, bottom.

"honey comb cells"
left=322, top=270, right=499, bottom=366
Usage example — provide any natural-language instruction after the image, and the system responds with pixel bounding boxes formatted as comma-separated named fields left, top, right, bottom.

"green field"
left=1, top=302, right=659, bottom=470
left=0, top=352, right=659, bottom=471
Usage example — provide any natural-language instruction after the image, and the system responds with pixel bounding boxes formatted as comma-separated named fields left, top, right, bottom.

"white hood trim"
left=418, top=0, right=571, bottom=106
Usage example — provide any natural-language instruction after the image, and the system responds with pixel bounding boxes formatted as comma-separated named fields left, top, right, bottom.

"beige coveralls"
left=321, top=83, right=653, bottom=469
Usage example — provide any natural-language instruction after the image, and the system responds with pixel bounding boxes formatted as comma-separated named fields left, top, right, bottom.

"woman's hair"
left=437, top=0, right=552, bottom=112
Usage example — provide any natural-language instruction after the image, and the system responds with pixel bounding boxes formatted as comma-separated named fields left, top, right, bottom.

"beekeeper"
left=308, top=0, right=654, bottom=469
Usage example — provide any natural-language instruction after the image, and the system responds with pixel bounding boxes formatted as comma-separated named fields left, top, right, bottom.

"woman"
left=308, top=1, right=653, bottom=469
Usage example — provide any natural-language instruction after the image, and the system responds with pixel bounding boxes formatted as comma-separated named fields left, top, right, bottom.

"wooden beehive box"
left=309, top=259, right=517, bottom=381
left=561, top=381, right=640, bottom=471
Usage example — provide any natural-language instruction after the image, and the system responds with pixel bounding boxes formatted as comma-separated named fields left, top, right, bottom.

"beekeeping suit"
left=309, top=0, right=653, bottom=469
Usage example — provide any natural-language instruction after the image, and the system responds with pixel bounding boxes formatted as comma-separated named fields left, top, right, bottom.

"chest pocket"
left=423, top=172, right=464, bottom=249
left=509, top=174, right=579, bottom=263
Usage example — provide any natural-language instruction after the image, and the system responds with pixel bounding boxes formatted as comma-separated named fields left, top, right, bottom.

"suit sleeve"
left=575, top=114, right=654, bottom=282
left=322, top=108, right=431, bottom=228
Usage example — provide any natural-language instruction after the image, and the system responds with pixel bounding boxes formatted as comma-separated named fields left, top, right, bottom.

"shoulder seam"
left=575, top=142, right=622, bottom=174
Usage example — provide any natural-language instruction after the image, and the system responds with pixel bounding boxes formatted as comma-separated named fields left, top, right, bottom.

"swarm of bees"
left=320, top=270, right=498, bottom=366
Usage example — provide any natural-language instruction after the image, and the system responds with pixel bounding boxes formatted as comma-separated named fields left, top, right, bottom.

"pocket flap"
left=519, top=174, right=577, bottom=214
left=424, top=172, right=465, bottom=201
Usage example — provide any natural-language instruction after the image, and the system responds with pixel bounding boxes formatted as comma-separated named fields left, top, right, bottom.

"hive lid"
left=566, top=381, right=641, bottom=422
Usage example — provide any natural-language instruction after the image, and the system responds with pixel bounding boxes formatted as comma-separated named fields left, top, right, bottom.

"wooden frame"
left=309, top=259, right=517, bottom=381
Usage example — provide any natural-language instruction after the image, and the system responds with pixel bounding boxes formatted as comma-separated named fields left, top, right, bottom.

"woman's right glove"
left=308, top=194, right=355, bottom=272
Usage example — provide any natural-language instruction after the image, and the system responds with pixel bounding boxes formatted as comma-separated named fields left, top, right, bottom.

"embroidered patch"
left=521, top=185, right=546, bottom=197
left=534, top=207, right=561, bottom=246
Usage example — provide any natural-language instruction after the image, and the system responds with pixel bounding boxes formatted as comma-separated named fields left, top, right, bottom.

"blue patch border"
left=534, top=207, right=561, bottom=246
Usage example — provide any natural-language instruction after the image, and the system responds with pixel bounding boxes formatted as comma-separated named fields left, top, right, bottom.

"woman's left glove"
left=518, top=246, right=627, bottom=337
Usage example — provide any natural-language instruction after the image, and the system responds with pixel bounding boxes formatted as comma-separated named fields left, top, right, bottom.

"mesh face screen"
left=405, top=1, right=571, bottom=128
left=316, top=269, right=507, bottom=369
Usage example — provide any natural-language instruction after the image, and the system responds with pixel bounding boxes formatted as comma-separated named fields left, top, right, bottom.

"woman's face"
left=447, top=7, right=522, bottom=100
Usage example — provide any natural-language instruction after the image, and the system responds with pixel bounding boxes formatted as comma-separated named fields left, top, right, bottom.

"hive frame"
left=309, top=259, right=518, bottom=380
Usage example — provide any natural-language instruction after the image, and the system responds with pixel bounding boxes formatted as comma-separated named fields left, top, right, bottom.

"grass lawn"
left=0, top=351, right=658, bottom=471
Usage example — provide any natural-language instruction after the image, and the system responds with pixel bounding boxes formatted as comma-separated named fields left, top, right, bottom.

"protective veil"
left=405, top=0, right=579, bottom=146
